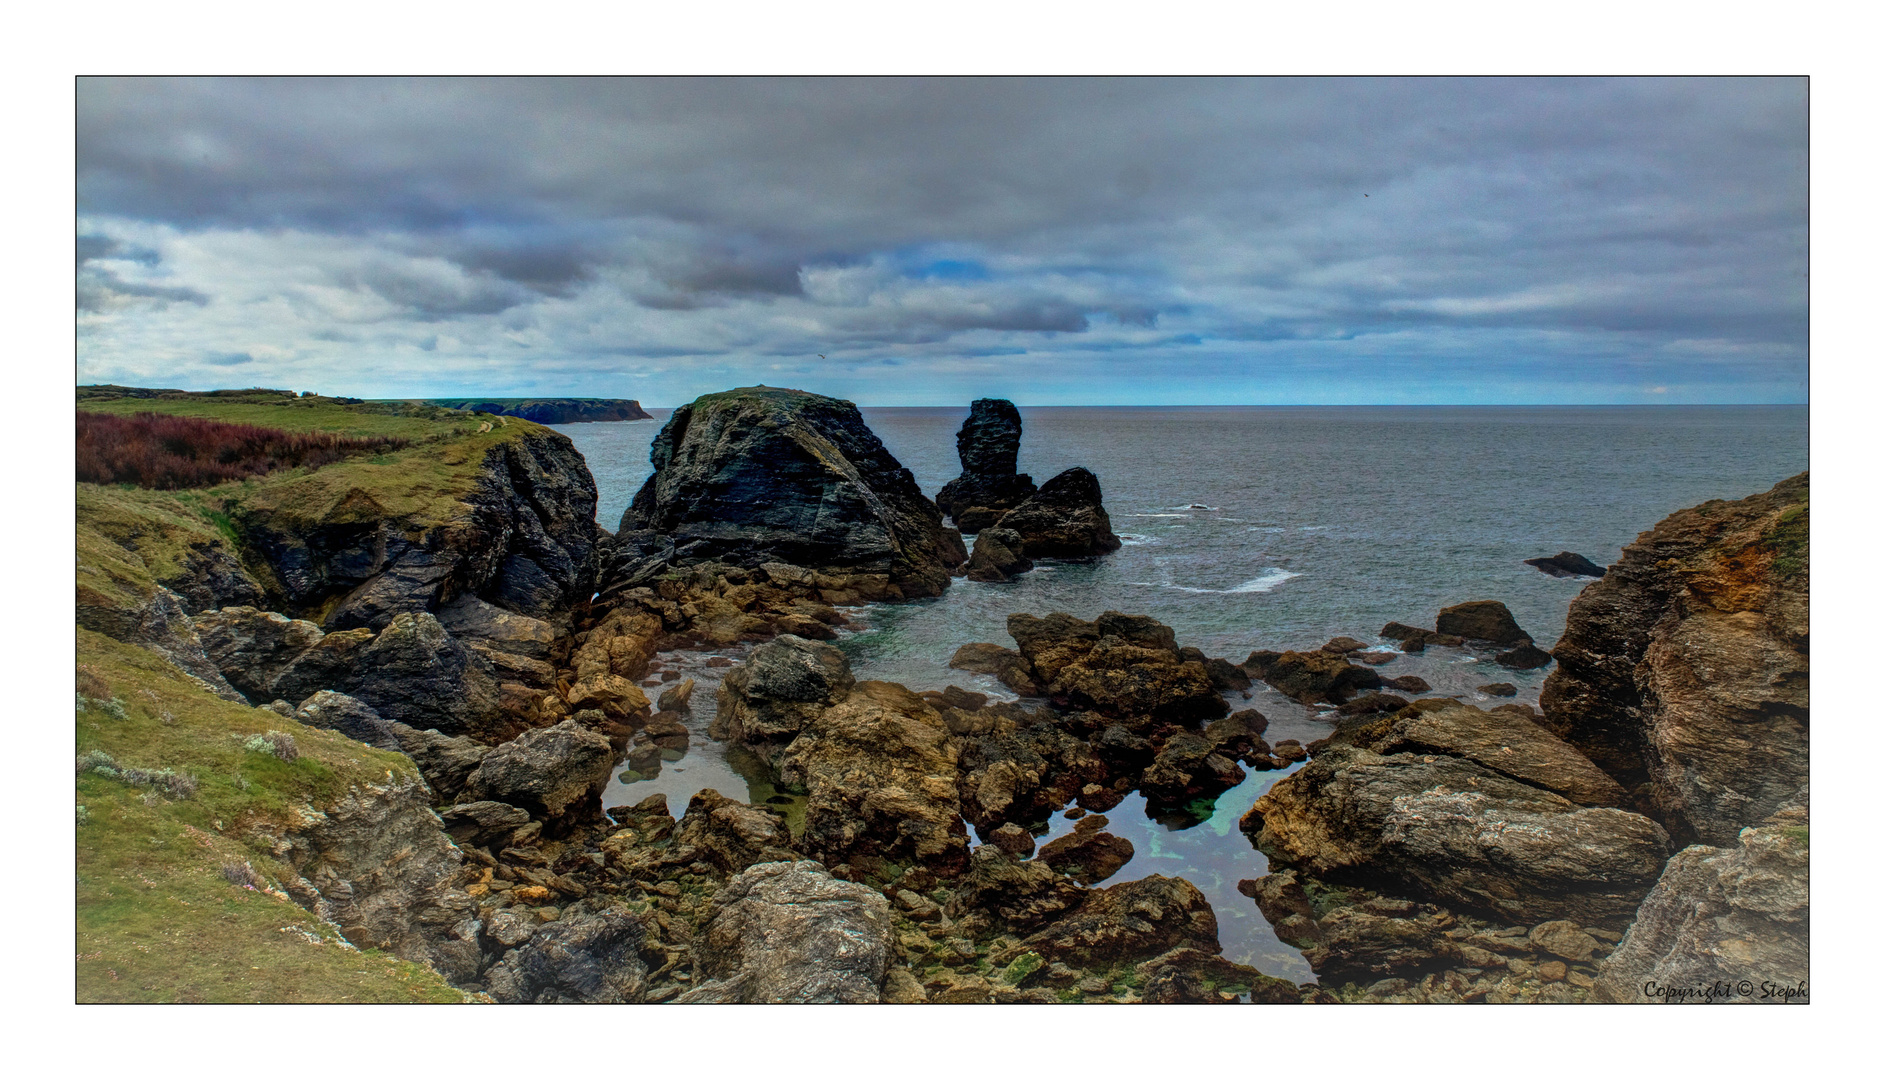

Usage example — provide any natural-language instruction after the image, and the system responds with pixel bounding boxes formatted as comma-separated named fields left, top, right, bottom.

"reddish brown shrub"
left=76, top=411, right=410, bottom=489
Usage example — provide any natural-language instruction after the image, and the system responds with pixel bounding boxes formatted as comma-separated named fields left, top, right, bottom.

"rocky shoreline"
left=75, top=385, right=1808, bottom=1003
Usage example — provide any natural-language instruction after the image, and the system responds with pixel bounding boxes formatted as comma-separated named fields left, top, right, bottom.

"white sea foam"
left=1126, top=568, right=1300, bottom=594
left=1123, top=512, right=1192, bottom=518
left=1116, top=534, right=1159, bottom=546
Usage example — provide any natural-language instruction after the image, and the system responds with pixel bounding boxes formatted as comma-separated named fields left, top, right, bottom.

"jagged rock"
left=1140, top=732, right=1246, bottom=804
left=1037, top=817, right=1135, bottom=884
left=1525, top=552, right=1607, bottom=579
left=1541, top=473, right=1808, bottom=846
left=956, top=716, right=1106, bottom=832
left=1017, top=875, right=1219, bottom=966
left=993, top=467, right=1122, bottom=559
left=462, top=720, right=615, bottom=832
left=1135, top=948, right=1276, bottom=1004
left=935, top=399, right=1037, bottom=528
left=1383, top=675, right=1431, bottom=693
left=614, top=386, right=966, bottom=597
left=1336, top=692, right=1411, bottom=717
left=987, top=823, right=1037, bottom=859
left=1591, top=807, right=1809, bottom=1002
left=1251, top=648, right=1383, bottom=706
left=963, top=527, right=1034, bottom=582
left=778, top=681, right=969, bottom=874
left=1477, top=682, right=1518, bottom=697
left=342, top=612, right=505, bottom=736
left=1005, top=611, right=1227, bottom=724
left=711, top=633, right=857, bottom=754
left=383, top=722, right=490, bottom=803
left=656, top=678, right=697, bottom=714
left=678, top=861, right=894, bottom=1003
left=946, top=845, right=1087, bottom=932
left=482, top=901, right=650, bottom=1003
left=1353, top=702, right=1627, bottom=807
left=292, top=690, right=400, bottom=751
left=1378, top=623, right=1464, bottom=651
left=1242, top=870, right=1323, bottom=947
left=1246, top=745, right=1670, bottom=927
left=439, top=801, right=531, bottom=848
left=566, top=674, right=650, bottom=718
left=1494, top=643, right=1554, bottom=670
left=1435, top=601, right=1530, bottom=645
left=667, top=790, right=800, bottom=875
left=947, top=642, right=1043, bottom=696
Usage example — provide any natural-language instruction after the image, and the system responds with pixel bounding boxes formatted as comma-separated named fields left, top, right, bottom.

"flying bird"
left=818, top=354, right=825, bottom=358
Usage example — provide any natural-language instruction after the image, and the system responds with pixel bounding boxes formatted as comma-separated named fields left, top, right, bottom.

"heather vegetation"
left=77, top=410, right=412, bottom=490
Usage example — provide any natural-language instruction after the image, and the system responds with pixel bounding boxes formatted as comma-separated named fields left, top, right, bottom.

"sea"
left=555, top=405, right=1808, bottom=982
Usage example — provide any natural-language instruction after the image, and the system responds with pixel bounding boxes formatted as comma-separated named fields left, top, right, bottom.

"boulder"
left=462, top=720, right=615, bottom=831
left=956, top=717, right=1106, bottom=832
left=1006, top=611, right=1227, bottom=723
left=1494, top=643, right=1554, bottom=670
left=482, top=901, right=650, bottom=1003
left=1476, top=682, right=1518, bottom=697
left=292, top=690, right=400, bottom=751
left=935, top=399, right=1038, bottom=528
left=1540, top=473, right=1808, bottom=846
left=947, top=642, right=1043, bottom=696
left=1360, top=701, right=1629, bottom=807
left=383, top=723, right=490, bottom=804
left=1245, top=745, right=1670, bottom=927
left=614, top=386, right=966, bottom=597
left=986, top=823, right=1037, bottom=859
left=993, top=468, right=1122, bottom=559
left=778, top=681, right=970, bottom=874
left=1524, top=552, right=1607, bottom=579
left=1254, top=649, right=1383, bottom=705
left=342, top=612, right=505, bottom=737
left=1591, top=807, right=1809, bottom=1002
left=1037, top=817, right=1135, bottom=885
left=1139, top=732, right=1246, bottom=804
left=1017, top=875, right=1220, bottom=966
left=1435, top=600, right=1530, bottom=645
left=669, top=791, right=801, bottom=876
left=1242, top=870, right=1322, bottom=948
left=963, top=527, right=1034, bottom=582
left=946, top=845, right=1087, bottom=932
left=677, top=861, right=894, bottom=1004
left=710, top=634, right=856, bottom=754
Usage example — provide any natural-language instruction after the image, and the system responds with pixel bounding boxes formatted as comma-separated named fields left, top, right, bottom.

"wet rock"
left=566, top=673, right=651, bottom=718
left=614, top=386, right=965, bottom=597
left=987, top=823, right=1037, bottom=859
left=483, top=901, right=650, bottom=1003
left=1524, top=552, right=1607, bottom=579
left=1436, top=600, right=1530, bottom=644
left=779, top=681, right=970, bottom=874
left=957, top=716, right=1105, bottom=831
left=1383, top=675, right=1431, bottom=693
left=1321, top=637, right=1369, bottom=654
left=1494, top=643, right=1554, bottom=670
left=1243, top=870, right=1322, bottom=948
left=993, top=467, right=1123, bottom=559
left=945, top=845, right=1086, bottom=932
left=1037, top=820, right=1134, bottom=885
left=1006, top=611, right=1227, bottom=723
left=1018, top=875, right=1219, bottom=967
left=963, top=526, right=1034, bottom=582
left=947, top=642, right=1043, bottom=696
left=1256, top=649, right=1383, bottom=706
left=1540, top=473, right=1808, bottom=846
left=1356, top=651, right=1398, bottom=665
left=1140, top=732, right=1246, bottom=804
left=1336, top=693, right=1410, bottom=717
left=1591, top=807, right=1809, bottom=1002
left=710, top=634, right=856, bottom=755
left=462, top=720, right=615, bottom=832
left=1477, top=682, right=1518, bottom=697
left=881, top=968, right=930, bottom=1003
left=670, top=791, right=800, bottom=876
left=679, top=861, right=895, bottom=1003
left=656, top=678, right=696, bottom=714
left=1246, top=745, right=1670, bottom=926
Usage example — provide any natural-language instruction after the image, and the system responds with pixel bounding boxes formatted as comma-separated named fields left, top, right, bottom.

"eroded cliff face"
left=1540, top=472, right=1807, bottom=847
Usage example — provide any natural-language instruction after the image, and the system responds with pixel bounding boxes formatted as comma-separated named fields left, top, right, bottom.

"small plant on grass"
left=243, top=731, right=299, bottom=763
left=77, top=694, right=130, bottom=720
left=76, top=805, right=91, bottom=826
left=221, top=861, right=261, bottom=890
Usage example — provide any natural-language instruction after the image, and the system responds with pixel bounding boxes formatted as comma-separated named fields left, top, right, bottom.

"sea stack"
left=616, top=386, right=967, bottom=598
left=935, top=398, right=1037, bottom=533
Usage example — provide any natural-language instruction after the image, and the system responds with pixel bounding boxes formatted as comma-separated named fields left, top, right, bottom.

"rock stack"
left=935, top=398, right=1037, bottom=533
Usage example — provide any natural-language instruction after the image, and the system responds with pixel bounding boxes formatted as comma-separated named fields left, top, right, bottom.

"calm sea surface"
left=557, top=405, right=1808, bottom=981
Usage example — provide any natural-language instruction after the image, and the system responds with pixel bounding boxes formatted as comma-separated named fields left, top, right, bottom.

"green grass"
left=75, top=629, right=469, bottom=1003
left=77, top=391, right=472, bottom=441
left=1766, top=499, right=1809, bottom=580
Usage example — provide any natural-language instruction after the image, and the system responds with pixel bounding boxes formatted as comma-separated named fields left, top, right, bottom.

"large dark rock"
left=292, top=690, right=401, bottom=751
left=1347, top=700, right=1628, bottom=807
left=461, top=719, right=615, bottom=832
left=709, top=634, right=856, bottom=755
left=935, top=399, right=1037, bottom=529
left=1435, top=600, right=1530, bottom=645
left=963, top=527, right=1034, bottom=582
left=1540, top=473, right=1808, bottom=847
left=482, top=901, right=651, bottom=1003
left=1037, top=817, right=1135, bottom=885
left=993, top=467, right=1122, bottom=559
left=615, top=387, right=965, bottom=598
left=1016, top=875, right=1220, bottom=966
left=945, top=845, right=1087, bottom=932
left=1005, top=611, right=1227, bottom=724
left=1591, top=804, right=1809, bottom=1003
left=1525, top=551, right=1607, bottom=579
left=1244, top=744, right=1670, bottom=927
left=1249, top=648, right=1383, bottom=706
left=677, top=861, right=895, bottom=1004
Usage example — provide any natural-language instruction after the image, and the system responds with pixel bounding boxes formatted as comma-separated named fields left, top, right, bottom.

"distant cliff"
left=426, top=398, right=653, bottom=424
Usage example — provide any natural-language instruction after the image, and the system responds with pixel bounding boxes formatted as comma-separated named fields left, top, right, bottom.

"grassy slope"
left=75, top=630, right=473, bottom=1003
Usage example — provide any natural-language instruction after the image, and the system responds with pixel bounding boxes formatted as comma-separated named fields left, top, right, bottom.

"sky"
left=74, top=76, right=1809, bottom=406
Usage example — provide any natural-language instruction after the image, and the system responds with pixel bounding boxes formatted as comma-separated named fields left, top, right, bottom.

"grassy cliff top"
left=75, top=630, right=469, bottom=1003
left=78, top=386, right=477, bottom=441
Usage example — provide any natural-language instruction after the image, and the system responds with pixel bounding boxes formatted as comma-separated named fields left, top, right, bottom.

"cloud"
left=74, top=77, right=1808, bottom=403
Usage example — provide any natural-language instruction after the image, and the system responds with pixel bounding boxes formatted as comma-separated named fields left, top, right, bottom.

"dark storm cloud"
left=74, top=77, right=1807, bottom=402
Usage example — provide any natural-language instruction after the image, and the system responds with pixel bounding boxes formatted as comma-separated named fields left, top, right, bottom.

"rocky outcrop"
left=1525, top=552, right=1607, bottom=579
left=963, top=526, right=1034, bottom=582
left=461, top=720, right=615, bottom=833
left=1435, top=600, right=1531, bottom=645
left=1540, top=472, right=1808, bottom=845
left=1591, top=805, right=1809, bottom=1003
left=1244, top=648, right=1383, bottom=706
left=1037, top=816, right=1135, bottom=884
left=1005, top=611, right=1228, bottom=724
left=1342, top=700, right=1629, bottom=807
left=481, top=900, right=652, bottom=1003
left=1014, top=875, right=1219, bottom=966
left=1246, top=743, right=1670, bottom=927
left=935, top=399, right=1037, bottom=532
left=709, top=634, right=856, bottom=757
left=990, top=467, right=1121, bottom=560
left=197, top=607, right=508, bottom=740
left=615, top=387, right=966, bottom=598
left=235, top=424, right=601, bottom=631
left=677, top=861, right=895, bottom=1003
